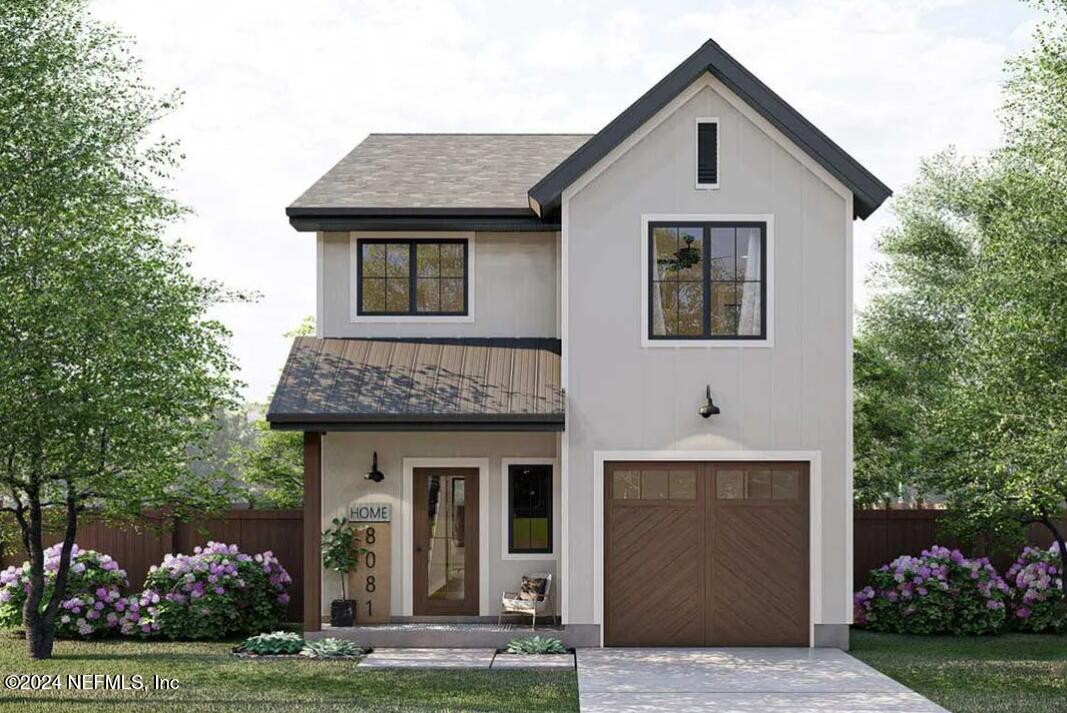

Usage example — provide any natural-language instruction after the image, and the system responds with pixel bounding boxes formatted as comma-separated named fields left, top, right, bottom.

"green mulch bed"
left=0, top=636, right=579, bottom=712
left=851, top=630, right=1067, bottom=713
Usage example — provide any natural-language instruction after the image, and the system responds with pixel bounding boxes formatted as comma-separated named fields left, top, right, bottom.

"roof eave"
left=285, top=206, right=559, bottom=233
left=266, top=412, right=566, bottom=432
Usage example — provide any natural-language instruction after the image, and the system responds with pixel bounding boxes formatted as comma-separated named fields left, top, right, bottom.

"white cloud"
left=91, top=0, right=1039, bottom=400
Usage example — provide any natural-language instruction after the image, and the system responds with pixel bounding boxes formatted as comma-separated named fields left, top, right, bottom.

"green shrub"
left=301, top=637, right=363, bottom=658
left=134, top=542, right=291, bottom=639
left=0, top=543, right=129, bottom=638
left=1006, top=544, right=1067, bottom=633
left=505, top=635, right=567, bottom=654
left=854, top=545, right=1009, bottom=635
left=236, top=630, right=304, bottom=656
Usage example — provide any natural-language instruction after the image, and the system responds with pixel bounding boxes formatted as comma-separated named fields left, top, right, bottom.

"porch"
left=305, top=621, right=600, bottom=649
left=266, top=337, right=568, bottom=640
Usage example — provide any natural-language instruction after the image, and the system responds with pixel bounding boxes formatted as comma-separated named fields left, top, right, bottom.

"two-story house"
left=268, top=39, right=890, bottom=649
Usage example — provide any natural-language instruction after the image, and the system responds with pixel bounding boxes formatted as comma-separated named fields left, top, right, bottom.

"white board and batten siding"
left=562, top=74, right=854, bottom=634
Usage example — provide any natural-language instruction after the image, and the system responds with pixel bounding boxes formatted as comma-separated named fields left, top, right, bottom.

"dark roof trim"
left=289, top=215, right=558, bottom=233
left=269, top=412, right=565, bottom=432
left=270, top=419, right=564, bottom=432
left=295, top=336, right=562, bottom=354
left=528, top=39, right=891, bottom=220
left=286, top=206, right=539, bottom=218
left=287, top=207, right=557, bottom=233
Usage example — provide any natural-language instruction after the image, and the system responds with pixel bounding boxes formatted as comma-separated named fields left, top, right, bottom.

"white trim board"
left=500, top=458, right=560, bottom=562
left=401, top=458, right=491, bottom=617
left=591, top=449, right=823, bottom=648
left=349, top=231, right=476, bottom=324
left=640, top=213, right=775, bottom=348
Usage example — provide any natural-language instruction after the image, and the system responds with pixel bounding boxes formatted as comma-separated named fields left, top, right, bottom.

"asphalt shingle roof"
left=290, top=134, right=591, bottom=211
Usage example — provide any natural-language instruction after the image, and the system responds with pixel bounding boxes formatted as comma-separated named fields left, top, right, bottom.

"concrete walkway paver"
left=359, top=647, right=496, bottom=668
left=490, top=652, right=575, bottom=669
left=576, top=648, right=947, bottom=712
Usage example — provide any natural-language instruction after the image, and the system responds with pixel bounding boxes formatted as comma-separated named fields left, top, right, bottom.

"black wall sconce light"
left=365, top=451, right=385, bottom=482
left=699, top=385, right=720, bottom=419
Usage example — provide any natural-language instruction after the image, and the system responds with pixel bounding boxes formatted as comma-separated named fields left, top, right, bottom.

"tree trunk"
left=18, top=481, right=79, bottom=660
left=24, top=608, right=55, bottom=660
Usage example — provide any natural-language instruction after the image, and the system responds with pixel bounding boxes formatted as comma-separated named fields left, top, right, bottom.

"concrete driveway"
left=576, top=648, right=947, bottom=712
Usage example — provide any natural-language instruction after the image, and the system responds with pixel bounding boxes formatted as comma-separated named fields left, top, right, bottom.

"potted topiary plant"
left=321, top=518, right=364, bottom=627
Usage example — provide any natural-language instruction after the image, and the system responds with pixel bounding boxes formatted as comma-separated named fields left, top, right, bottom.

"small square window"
left=717, top=470, right=744, bottom=499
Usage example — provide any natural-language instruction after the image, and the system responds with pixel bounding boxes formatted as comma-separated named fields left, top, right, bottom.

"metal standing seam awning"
left=266, top=337, right=564, bottom=431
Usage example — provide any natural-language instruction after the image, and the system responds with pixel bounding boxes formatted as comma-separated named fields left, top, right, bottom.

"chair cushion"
left=518, top=576, right=548, bottom=601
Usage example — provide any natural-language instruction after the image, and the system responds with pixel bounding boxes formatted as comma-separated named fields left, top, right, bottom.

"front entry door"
left=413, top=468, right=479, bottom=615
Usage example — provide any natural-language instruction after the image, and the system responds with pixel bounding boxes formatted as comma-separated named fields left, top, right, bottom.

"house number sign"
left=347, top=503, right=391, bottom=624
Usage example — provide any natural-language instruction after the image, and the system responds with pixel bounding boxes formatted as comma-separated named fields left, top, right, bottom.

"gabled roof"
left=287, top=134, right=589, bottom=231
left=528, top=39, right=891, bottom=220
left=267, top=337, right=564, bottom=431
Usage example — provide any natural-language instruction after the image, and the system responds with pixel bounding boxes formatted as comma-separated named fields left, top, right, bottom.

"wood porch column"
left=303, top=431, right=322, bottom=632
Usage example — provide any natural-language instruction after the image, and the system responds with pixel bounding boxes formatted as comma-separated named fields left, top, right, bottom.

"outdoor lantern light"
left=365, top=451, right=385, bottom=482
left=698, top=385, right=720, bottom=419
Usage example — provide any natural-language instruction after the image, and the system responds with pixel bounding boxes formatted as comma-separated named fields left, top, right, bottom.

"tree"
left=188, top=407, right=261, bottom=508
left=238, top=421, right=303, bottom=508
left=854, top=152, right=977, bottom=507
left=858, top=0, right=1067, bottom=588
left=0, top=0, right=242, bottom=658
left=234, top=317, right=313, bottom=508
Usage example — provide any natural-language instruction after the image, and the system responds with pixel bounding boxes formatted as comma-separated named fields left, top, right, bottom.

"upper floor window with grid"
left=357, top=239, right=468, bottom=316
left=648, top=222, right=766, bottom=340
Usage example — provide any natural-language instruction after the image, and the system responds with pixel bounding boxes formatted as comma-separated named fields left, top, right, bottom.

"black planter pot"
left=330, top=599, right=357, bottom=627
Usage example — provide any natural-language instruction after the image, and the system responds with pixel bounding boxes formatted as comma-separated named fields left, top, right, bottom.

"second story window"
left=648, top=222, right=766, bottom=340
left=357, top=239, right=468, bottom=316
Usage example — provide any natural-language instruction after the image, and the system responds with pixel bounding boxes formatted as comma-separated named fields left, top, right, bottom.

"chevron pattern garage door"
left=604, top=462, right=809, bottom=647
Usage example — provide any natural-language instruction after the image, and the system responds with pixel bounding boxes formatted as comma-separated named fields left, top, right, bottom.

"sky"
left=92, top=0, right=1041, bottom=402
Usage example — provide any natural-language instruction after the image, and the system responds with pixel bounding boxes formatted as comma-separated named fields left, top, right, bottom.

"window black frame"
left=506, top=463, right=553, bottom=555
left=696, top=120, right=718, bottom=186
left=647, top=221, right=767, bottom=341
left=356, top=238, right=469, bottom=316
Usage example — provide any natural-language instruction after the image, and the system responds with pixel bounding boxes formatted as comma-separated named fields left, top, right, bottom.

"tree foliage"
left=857, top=1, right=1067, bottom=584
left=0, top=0, right=242, bottom=657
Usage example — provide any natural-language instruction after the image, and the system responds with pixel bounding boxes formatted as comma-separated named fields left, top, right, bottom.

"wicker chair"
left=498, top=573, right=553, bottom=629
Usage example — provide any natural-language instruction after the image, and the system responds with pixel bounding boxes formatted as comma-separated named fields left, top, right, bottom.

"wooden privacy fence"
left=5, top=507, right=1062, bottom=615
left=0, top=510, right=303, bottom=622
left=854, top=509, right=1066, bottom=589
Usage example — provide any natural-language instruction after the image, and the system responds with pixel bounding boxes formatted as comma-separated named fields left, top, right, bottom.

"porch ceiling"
left=267, top=337, right=564, bottom=431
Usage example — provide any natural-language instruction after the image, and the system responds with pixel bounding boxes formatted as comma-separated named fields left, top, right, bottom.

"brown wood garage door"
left=604, top=461, right=809, bottom=647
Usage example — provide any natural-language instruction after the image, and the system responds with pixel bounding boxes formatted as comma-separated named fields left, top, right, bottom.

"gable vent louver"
left=697, top=121, right=718, bottom=186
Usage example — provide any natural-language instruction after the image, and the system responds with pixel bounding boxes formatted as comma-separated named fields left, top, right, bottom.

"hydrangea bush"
left=0, top=544, right=130, bottom=638
left=1006, top=543, right=1066, bottom=633
left=854, top=545, right=1009, bottom=635
left=133, top=542, right=291, bottom=639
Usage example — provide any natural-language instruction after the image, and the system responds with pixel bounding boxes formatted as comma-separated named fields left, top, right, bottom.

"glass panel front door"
left=413, top=467, right=479, bottom=615
left=426, top=474, right=466, bottom=602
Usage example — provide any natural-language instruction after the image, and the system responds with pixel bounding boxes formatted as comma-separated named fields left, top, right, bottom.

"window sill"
left=502, top=552, right=558, bottom=562
left=350, top=314, right=476, bottom=324
left=641, top=337, right=773, bottom=348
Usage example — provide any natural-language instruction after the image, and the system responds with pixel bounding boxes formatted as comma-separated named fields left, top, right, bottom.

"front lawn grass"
left=851, top=630, right=1067, bottom=713
left=0, top=636, right=579, bottom=712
